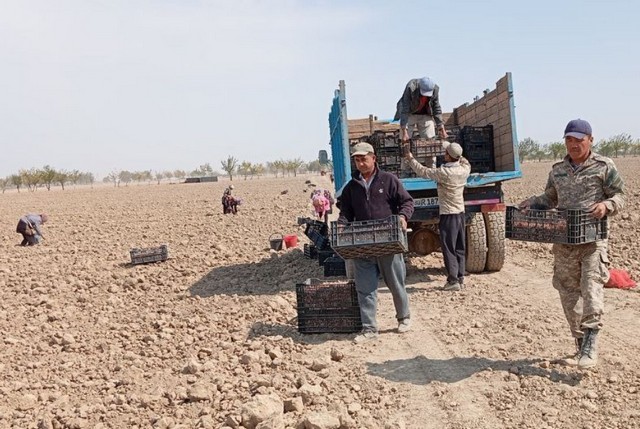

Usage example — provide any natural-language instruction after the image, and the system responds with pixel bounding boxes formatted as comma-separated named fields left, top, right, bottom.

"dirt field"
left=1, top=158, right=639, bottom=429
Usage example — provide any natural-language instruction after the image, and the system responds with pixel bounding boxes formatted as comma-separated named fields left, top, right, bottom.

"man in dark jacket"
left=338, top=142, right=414, bottom=343
left=394, top=76, right=448, bottom=167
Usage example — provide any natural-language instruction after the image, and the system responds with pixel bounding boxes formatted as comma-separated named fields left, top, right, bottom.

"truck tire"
left=483, top=211, right=506, bottom=271
left=466, top=213, right=487, bottom=273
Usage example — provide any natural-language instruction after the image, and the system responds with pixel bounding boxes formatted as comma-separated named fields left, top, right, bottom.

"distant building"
left=184, top=176, right=218, bottom=183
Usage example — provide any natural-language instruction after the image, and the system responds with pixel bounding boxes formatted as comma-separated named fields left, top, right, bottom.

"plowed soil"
left=1, top=158, right=638, bottom=429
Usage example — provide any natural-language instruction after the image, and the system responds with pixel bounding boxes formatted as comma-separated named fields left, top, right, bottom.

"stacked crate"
left=296, top=279, right=362, bottom=334
left=460, top=125, right=495, bottom=173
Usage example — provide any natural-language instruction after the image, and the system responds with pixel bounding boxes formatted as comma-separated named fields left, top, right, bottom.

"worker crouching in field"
left=222, top=185, right=240, bottom=215
left=16, top=213, right=48, bottom=246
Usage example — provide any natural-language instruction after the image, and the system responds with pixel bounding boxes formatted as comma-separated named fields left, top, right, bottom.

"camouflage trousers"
left=552, top=240, right=610, bottom=338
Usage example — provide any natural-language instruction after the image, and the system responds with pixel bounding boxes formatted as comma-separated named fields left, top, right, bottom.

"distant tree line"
left=0, top=166, right=94, bottom=193
left=518, top=133, right=640, bottom=162
left=1, top=157, right=329, bottom=192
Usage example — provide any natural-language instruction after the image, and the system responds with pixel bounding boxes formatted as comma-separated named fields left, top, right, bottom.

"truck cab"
left=327, top=73, right=522, bottom=273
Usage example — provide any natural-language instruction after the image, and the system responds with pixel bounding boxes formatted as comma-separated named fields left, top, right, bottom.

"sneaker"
left=353, top=331, right=379, bottom=344
left=442, top=281, right=461, bottom=292
left=397, top=318, right=411, bottom=334
left=578, top=329, right=599, bottom=369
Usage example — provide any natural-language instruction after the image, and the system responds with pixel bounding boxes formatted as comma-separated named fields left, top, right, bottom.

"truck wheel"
left=466, top=213, right=487, bottom=273
left=483, top=211, right=506, bottom=271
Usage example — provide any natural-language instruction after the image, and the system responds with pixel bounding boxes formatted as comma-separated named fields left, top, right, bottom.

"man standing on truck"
left=337, top=142, right=414, bottom=343
left=403, top=141, right=471, bottom=291
left=394, top=76, right=448, bottom=167
left=519, top=119, right=625, bottom=369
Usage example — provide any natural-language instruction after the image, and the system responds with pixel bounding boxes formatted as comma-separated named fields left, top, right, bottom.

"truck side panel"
left=328, top=81, right=351, bottom=194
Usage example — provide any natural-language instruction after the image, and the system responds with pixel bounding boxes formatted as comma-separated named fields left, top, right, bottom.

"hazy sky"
left=2, top=0, right=639, bottom=178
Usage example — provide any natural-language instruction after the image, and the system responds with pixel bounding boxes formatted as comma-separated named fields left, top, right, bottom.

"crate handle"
left=269, top=233, right=283, bottom=240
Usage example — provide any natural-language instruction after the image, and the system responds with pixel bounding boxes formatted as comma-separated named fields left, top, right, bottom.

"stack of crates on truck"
left=328, top=73, right=522, bottom=274
left=505, top=206, right=608, bottom=244
left=295, top=278, right=362, bottom=334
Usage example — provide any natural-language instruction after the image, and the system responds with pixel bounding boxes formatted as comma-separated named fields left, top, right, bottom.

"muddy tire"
left=483, top=211, right=506, bottom=271
left=466, top=213, right=487, bottom=273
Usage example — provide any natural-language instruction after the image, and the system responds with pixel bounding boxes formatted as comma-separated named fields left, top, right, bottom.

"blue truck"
left=327, top=73, right=522, bottom=273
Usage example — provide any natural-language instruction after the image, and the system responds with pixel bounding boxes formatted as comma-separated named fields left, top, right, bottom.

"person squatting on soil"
left=311, top=188, right=335, bottom=224
left=394, top=76, right=448, bottom=168
left=404, top=140, right=471, bottom=291
left=222, top=185, right=238, bottom=215
left=337, top=142, right=415, bottom=344
left=519, top=119, right=625, bottom=369
left=16, top=213, right=48, bottom=246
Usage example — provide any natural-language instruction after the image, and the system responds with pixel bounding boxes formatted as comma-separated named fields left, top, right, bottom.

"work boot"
left=561, top=337, right=583, bottom=366
left=442, top=281, right=461, bottom=292
left=578, top=328, right=599, bottom=369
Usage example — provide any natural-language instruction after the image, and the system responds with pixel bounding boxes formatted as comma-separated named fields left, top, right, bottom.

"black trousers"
left=439, top=213, right=466, bottom=284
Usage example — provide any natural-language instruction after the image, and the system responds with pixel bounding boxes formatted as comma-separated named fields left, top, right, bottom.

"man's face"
left=353, top=153, right=376, bottom=176
left=564, top=135, right=592, bottom=162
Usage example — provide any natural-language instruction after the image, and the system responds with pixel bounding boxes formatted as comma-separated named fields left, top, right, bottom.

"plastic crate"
left=318, top=249, right=335, bottom=266
left=410, top=138, right=446, bottom=158
left=323, top=256, right=347, bottom=277
left=462, top=125, right=493, bottom=143
left=505, top=206, right=608, bottom=244
left=295, top=279, right=362, bottom=334
left=130, top=245, right=168, bottom=265
left=304, top=221, right=331, bottom=250
left=330, top=215, right=408, bottom=259
left=304, top=243, right=318, bottom=259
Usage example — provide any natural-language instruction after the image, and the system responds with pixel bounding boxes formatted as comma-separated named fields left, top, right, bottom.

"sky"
left=1, top=0, right=639, bottom=179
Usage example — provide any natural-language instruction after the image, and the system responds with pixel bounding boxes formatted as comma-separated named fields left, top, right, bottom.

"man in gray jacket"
left=404, top=141, right=470, bottom=290
left=394, top=77, right=448, bottom=147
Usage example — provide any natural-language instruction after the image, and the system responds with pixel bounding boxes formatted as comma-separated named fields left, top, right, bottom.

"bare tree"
left=55, top=170, right=69, bottom=190
left=238, top=161, right=252, bottom=180
left=220, top=156, right=238, bottom=181
left=40, top=165, right=57, bottom=190
left=107, top=171, right=120, bottom=187
left=0, top=177, right=8, bottom=194
left=10, top=174, right=22, bottom=193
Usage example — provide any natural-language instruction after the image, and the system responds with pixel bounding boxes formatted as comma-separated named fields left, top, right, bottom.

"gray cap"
left=351, top=142, right=375, bottom=156
left=443, top=141, right=463, bottom=159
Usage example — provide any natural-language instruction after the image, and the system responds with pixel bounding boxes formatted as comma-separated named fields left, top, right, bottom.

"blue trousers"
left=352, top=253, right=410, bottom=332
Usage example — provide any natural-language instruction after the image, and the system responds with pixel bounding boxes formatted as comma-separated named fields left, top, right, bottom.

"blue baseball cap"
left=418, top=77, right=435, bottom=97
left=564, top=119, right=592, bottom=139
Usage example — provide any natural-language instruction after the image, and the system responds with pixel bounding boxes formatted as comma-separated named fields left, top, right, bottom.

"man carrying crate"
left=337, top=142, right=414, bottom=343
left=519, top=119, right=625, bottom=369
left=403, top=141, right=471, bottom=291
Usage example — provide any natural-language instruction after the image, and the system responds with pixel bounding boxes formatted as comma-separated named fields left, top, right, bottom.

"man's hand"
left=438, top=126, right=448, bottom=139
left=588, top=202, right=608, bottom=219
left=400, top=216, right=408, bottom=231
left=518, top=198, right=531, bottom=210
left=401, top=141, right=412, bottom=159
left=401, top=128, right=410, bottom=142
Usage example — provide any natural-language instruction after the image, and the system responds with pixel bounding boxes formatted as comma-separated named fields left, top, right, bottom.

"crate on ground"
left=505, top=206, right=608, bottom=244
left=304, top=220, right=330, bottom=250
left=304, top=243, right=318, bottom=259
left=330, top=215, right=408, bottom=259
left=296, top=279, right=361, bottom=334
left=323, top=256, right=347, bottom=277
left=318, top=248, right=336, bottom=266
left=130, top=244, right=168, bottom=265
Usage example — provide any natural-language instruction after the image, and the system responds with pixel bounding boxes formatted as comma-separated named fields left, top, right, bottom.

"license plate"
left=414, top=197, right=439, bottom=208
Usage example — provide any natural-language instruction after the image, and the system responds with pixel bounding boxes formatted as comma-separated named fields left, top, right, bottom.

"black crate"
left=130, top=245, right=168, bottom=265
left=304, top=243, right=318, bottom=259
left=462, top=125, right=493, bottom=143
left=505, top=206, right=608, bottom=244
left=295, top=279, right=361, bottom=334
left=323, top=256, right=347, bottom=277
left=330, top=215, right=408, bottom=259
left=304, top=221, right=331, bottom=250
left=368, top=130, right=399, bottom=149
left=318, top=249, right=335, bottom=266
left=469, top=159, right=495, bottom=174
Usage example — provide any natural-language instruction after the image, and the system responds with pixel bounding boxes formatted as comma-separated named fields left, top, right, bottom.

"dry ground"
left=0, top=158, right=639, bottom=429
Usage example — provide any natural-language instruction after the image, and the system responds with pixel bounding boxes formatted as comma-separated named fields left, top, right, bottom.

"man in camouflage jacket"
left=520, top=119, right=625, bottom=369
